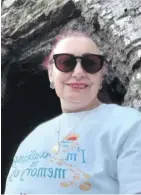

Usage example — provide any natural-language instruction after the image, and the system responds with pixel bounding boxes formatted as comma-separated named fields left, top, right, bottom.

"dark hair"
left=42, top=30, right=97, bottom=70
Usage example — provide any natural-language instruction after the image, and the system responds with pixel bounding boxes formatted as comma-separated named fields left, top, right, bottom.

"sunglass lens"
left=55, top=55, right=75, bottom=72
left=82, top=55, right=102, bottom=73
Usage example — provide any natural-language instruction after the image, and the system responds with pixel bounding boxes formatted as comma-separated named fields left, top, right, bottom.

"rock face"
left=2, top=0, right=141, bottom=108
left=1, top=0, right=141, bottom=192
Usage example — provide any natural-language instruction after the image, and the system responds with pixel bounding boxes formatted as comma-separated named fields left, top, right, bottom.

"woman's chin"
left=66, top=96, right=87, bottom=104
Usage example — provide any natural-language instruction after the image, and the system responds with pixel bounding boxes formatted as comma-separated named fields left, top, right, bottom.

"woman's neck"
left=61, top=98, right=102, bottom=113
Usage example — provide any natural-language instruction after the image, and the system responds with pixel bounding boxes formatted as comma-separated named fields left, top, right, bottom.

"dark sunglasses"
left=53, top=53, right=104, bottom=74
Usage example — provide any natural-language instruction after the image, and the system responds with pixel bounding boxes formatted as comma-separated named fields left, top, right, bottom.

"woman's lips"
left=67, top=83, right=88, bottom=89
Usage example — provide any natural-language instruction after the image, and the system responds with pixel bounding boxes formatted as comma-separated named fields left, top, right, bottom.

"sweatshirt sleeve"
left=117, top=119, right=141, bottom=194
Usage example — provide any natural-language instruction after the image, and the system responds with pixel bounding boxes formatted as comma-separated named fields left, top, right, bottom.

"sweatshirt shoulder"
left=106, top=103, right=141, bottom=121
left=19, top=115, right=60, bottom=148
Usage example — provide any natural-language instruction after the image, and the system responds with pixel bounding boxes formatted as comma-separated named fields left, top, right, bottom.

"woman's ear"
left=48, top=64, right=53, bottom=83
left=48, top=65, right=55, bottom=89
left=102, top=62, right=108, bottom=78
left=100, top=63, right=108, bottom=87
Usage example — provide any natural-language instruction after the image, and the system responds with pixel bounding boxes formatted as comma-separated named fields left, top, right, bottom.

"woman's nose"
left=71, top=60, right=86, bottom=78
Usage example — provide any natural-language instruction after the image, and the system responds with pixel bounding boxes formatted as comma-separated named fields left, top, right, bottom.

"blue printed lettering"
left=80, top=149, right=86, bottom=163
left=20, top=168, right=31, bottom=181
left=9, top=168, right=20, bottom=181
left=40, top=152, right=51, bottom=159
left=66, top=152, right=78, bottom=161
left=13, top=156, right=20, bottom=165
left=37, top=167, right=48, bottom=177
left=28, top=150, right=36, bottom=160
left=47, top=168, right=53, bottom=178
left=23, top=155, right=29, bottom=163
left=13, top=150, right=52, bottom=165
left=34, top=153, right=40, bottom=160
left=53, top=168, right=67, bottom=179
left=31, top=167, right=67, bottom=179
left=31, top=168, right=37, bottom=176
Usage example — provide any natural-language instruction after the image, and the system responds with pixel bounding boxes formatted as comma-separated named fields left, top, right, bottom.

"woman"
left=5, top=30, right=141, bottom=194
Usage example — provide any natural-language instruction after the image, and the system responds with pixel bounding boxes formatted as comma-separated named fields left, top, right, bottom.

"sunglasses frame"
left=53, top=53, right=105, bottom=73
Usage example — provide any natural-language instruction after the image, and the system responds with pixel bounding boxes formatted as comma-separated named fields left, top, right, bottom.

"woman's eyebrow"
left=82, top=53, right=93, bottom=56
left=82, top=52, right=101, bottom=56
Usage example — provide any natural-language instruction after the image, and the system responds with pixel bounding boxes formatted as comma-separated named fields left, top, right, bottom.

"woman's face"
left=48, top=36, right=105, bottom=112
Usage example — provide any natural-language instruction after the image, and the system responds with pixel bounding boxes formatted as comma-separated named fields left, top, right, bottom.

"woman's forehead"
left=53, top=36, right=101, bottom=55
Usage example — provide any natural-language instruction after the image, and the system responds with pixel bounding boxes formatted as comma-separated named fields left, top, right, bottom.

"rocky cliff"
left=2, top=0, right=141, bottom=109
left=1, top=0, right=141, bottom=192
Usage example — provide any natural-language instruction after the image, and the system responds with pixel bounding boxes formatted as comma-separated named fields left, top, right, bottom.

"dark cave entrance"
left=1, top=67, right=61, bottom=193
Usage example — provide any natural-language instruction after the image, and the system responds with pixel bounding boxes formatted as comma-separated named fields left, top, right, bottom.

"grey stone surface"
left=124, top=69, right=141, bottom=111
left=1, top=0, right=141, bottom=109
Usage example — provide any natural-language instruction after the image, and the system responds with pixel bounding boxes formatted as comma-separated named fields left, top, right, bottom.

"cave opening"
left=1, top=64, right=61, bottom=193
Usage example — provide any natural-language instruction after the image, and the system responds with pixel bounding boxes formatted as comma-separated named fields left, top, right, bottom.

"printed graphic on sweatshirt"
left=8, top=132, right=93, bottom=192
